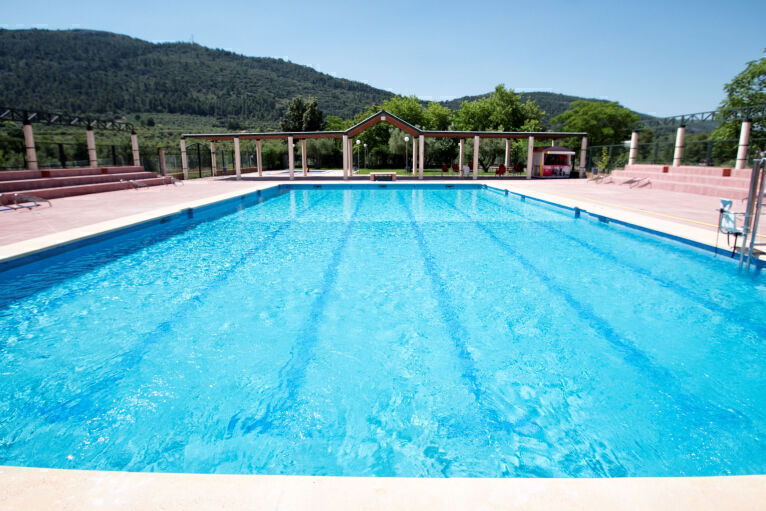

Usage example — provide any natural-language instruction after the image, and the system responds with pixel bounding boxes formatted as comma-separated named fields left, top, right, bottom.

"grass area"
left=355, top=168, right=526, bottom=176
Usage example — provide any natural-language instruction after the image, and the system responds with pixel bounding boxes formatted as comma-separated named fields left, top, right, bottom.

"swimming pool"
left=0, top=184, right=764, bottom=477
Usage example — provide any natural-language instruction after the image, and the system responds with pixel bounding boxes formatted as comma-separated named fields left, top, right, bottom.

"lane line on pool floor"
left=35, top=191, right=335, bottom=424
left=234, top=192, right=366, bottom=437
left=474, top=191, right=766, bottom=338
left=433, top=192, right=751, bottom=431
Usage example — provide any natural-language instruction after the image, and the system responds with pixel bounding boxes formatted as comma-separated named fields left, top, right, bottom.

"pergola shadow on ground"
left=181, top=110, right=587, bottom=181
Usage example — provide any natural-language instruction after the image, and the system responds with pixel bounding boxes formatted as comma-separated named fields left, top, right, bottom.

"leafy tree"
left=301, top=98, right=325, bottom=131
left=281, top=96, right=307, bottom=131
left=381, top=96, right=426, bottom=127
left=712, top=57, right=765, bottom=145
left=552, top=100, right=638, bottom=147
left=424, top=102, right=452, bottom=130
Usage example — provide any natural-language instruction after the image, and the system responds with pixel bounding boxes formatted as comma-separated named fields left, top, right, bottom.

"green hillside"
left=0, top=29, right=394, bottom=127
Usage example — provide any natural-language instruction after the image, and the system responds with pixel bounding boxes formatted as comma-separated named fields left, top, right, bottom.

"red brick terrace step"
left=0, top=172, right=157, bottom=193
left=9, top=177, right=172, bottom=200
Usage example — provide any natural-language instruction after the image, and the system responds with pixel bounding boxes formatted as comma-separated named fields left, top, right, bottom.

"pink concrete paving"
left=0, top=177, right=269, bottom=245
left=507, top=178, right=765, bottom=237
left=1, top=174, right=764, bottom=248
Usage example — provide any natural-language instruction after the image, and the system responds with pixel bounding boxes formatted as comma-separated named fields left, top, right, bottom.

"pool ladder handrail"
left=739, top=153, right=766, bottom=271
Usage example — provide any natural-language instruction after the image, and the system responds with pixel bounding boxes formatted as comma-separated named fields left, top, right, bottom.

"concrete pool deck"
left=1, top=173, right=764, bottom=510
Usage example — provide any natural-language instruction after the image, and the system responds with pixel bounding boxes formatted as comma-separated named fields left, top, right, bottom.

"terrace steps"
left=0, top=166, right=171, bottom=199
left=610, top=164, right=751, bottom=199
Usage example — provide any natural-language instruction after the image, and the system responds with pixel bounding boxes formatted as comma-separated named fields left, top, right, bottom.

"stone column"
left=210, top=141, right=217, bottom=176
left=131, top=132, right=140, bottom=167
left=234, top=137, right=241, bottom=180
left=459, top=139, right=464, bottom=170
left=579, top=136, right=588, bottom=175
left=526, top=136, right=535, bottom=180
left=180, top=138, right=189, bottom=180
left=628, top=131, right=639, bottom=166
left=418, top=134, right=425, bottom=180
left=22, top=121, right=38, bottom=170
left=504, top=138, right=511, bottom=168
left=158, top=148, right=167, bottom=176
left=256, top=139, right=263, bottom=177
left=342, top=134, right=349, bottom=179
left=350, top=138, right=355, bottom=175
left=287, top=136, right=294, bottom=180
left=412, top=137, right=417, bottom=174
left=86, top=126, right=98, bottom=168
left=672, top=125, right=686, bottom=167
left=473, top=135, right=480, bottom=180
left=736, top=120, right=752, bottom=170
left=301, top=138, right=308, bottom=176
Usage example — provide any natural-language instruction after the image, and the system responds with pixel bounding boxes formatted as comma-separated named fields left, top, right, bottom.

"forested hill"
left=0, top=29, right=394, bottom=122
left=0, top=28, right=650, bottom=128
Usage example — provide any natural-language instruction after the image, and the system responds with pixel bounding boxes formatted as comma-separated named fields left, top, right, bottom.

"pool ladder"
left=739, top=152, right=766, bottom=272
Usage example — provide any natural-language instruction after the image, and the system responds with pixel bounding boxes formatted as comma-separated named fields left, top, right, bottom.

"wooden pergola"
left=181, top=110, right=587, bottom=180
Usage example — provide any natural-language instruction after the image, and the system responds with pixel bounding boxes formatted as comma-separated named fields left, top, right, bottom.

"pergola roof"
left=181, top=110, right=586, bottom=141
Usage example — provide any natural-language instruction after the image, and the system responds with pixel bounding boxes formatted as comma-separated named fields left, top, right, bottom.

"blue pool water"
left=0, top=185, right=764, bottom=477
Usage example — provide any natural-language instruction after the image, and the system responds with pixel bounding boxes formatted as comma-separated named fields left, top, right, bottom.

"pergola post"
left=131, top=131, right=140, bottom=167
left=672, top=125, right=686, bottom=167
left=342, top=134, right=349, bottom=179
left=301, top=138, right=308, bottom=176
left=412, top=137, right=417, bottom=174
left=22, top=120, right=38, bottom=170
left=418, top=134, right=425, bottom=180
left=210, top=141, right=217, bottom=176
left=628, top=130, right=639, bottom=166
left=459, top=139, right=464, bottom=170
left=287, top=136, right=295, bottom=180
left=526, top=136, right=535, bottom=180
left=579, top=136, right=588, bottom=176
left=504, top=139, right=510, bottom=168
left=234, top=136, right=241, bottom=180
left=256, top=139, right=263, bottom=177
left=736, top=119, right=752, bottom=170
left=472, top=135, right=480, bottom=180
left=180, top=138, right=189, bottom=179
left=86, top=126, right=98, bottom=168
left=348, top=137, right=354, bottom=175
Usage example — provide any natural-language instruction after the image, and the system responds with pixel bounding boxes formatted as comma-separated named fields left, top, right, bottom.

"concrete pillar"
left=412, top=137, right=417, bottom=174
left=22, top=121, right=38, bottom=170
left=348, top=138, right=354, bottom=175
left=628, top=130, right=639, bottom=166
left=86, top=127, right=98, bottom=168
left=459, top=139, right=464, bottom=170
left=342, top=134, right=349, bottom=180
left=418, top=134, right=425, bottom=180
left=130, top=132, right=140, bottom=166
left=526, top=136, right=535, bottom=180
left=473, top=135, right=480, bottom=180
left=158, top=148, right=167, bottom=176
left=210, top=141, right=217, bottom=176
left=736, top=120, right=752, bottom=170
left=504, top=139, right=511, bottom=168
left=579, top=136, right=588, bottom=175
left=301, top=138, right=308, bottom=176
left=672, top=125, right=686, bottom=167
left=234, top=137, right=241, bottom=180
left=287, top=136, right=294, bottom=180
left=180, top=138, right=189, bottom=179
left=256, top=139, right=263, bottom=177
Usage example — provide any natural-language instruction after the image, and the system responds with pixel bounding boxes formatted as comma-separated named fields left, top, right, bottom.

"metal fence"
left=586, top=138, right=766, bottom=172
left=0, top=137, right=134, bottom=170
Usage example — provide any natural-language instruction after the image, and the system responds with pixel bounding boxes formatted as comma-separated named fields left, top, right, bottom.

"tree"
left=301, top=98, right=325, bottom=131
left=281, top=96, right=306, bottom=131
left=552, top=100, right=638, bottom=147
left=712, top=57, right=765, bottom=143
left=424, top=102, right=452, bottom=130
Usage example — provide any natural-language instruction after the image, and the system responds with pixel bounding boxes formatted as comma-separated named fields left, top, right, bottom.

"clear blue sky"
left=3, top=0, right=764, bottom=117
